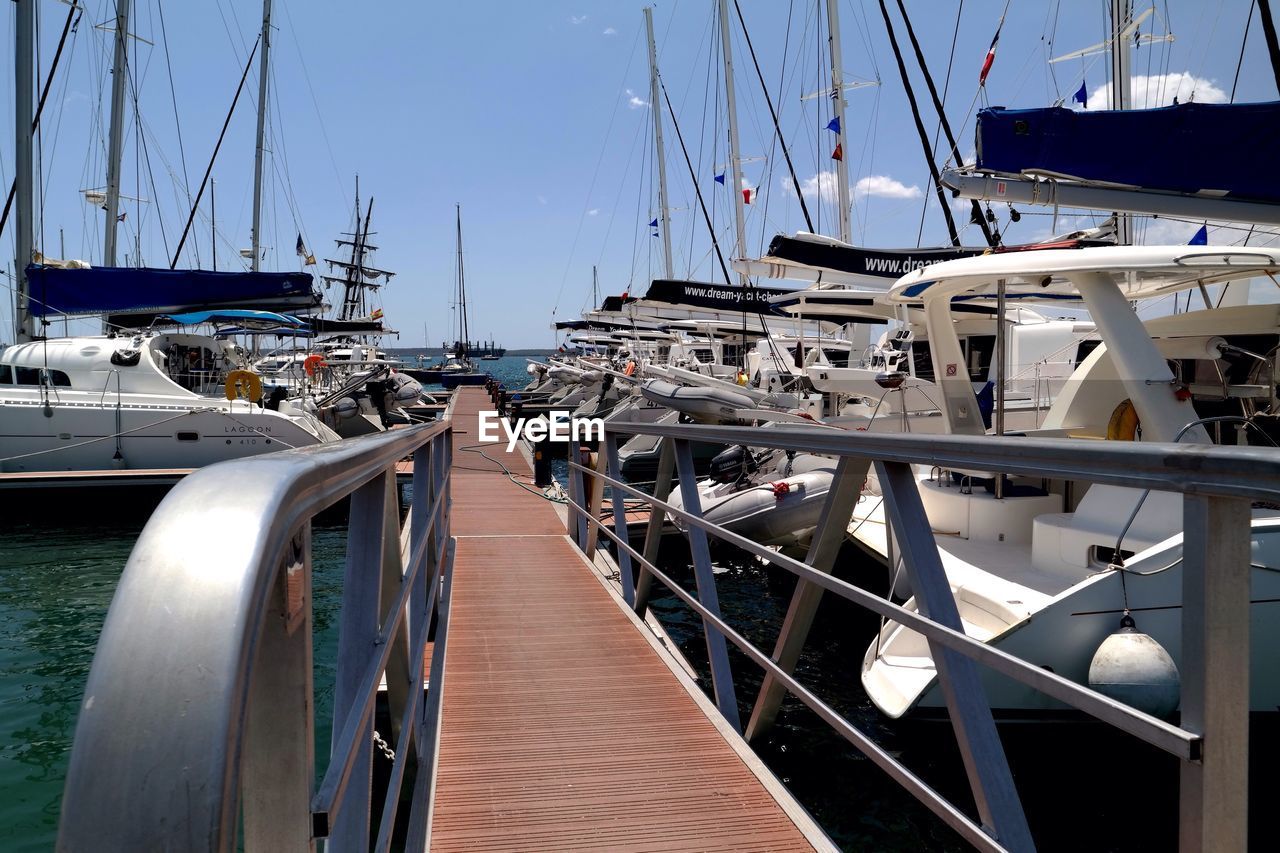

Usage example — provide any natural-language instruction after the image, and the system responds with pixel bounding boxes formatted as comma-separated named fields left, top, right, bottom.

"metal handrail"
left=565, top=421, right=1270, bottom=852
left=57, top=421, right=452, bottom=852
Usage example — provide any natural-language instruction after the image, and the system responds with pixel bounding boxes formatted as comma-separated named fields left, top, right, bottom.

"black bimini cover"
left=976, top=101, right=1280, bottom=202
left=765, top=235, right=985, bottom=280
left=307, top=317, right=385, bottom=336
left=641, top=279, right=796, bottom=314
left=599, top=294, right=637, bottom=312
left=27, top=264, right=320, bottom=318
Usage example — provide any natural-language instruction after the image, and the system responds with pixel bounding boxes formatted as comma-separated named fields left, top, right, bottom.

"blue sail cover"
left=25, top=265, right=320, bottom=317
left=976, top=101, right=1280, bottom=203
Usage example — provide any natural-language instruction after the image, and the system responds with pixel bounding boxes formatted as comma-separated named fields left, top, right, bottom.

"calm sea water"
left=0, top=356, right=1269, bottom=850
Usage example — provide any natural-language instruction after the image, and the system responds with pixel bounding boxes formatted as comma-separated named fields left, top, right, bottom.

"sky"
left=1, top=0, right=1276, bottom=347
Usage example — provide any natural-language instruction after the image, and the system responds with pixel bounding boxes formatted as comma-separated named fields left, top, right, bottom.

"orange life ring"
left=303, top=354, right=327, bottom=377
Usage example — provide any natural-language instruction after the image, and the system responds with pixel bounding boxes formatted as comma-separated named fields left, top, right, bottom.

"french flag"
left=979, top=26, right=1001, bottom=87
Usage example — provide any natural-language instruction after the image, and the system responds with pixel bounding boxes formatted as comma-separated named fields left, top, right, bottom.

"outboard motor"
left=709, top=444, right=757, bottom=485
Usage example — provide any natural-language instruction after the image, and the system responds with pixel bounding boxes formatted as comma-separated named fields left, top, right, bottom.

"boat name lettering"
left=477, top=410, right=605, bottom=453
left=224, top=425, right=273, bottom=434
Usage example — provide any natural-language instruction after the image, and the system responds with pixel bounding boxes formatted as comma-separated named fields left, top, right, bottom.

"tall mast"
left=456, top=204, right=469, bottom=348
left=1110, top=0, right=1133, bottom=245
left=826, top=0, right=853, bottom=244
left=716, top=0, right=749, bottom=285
left=592, top=265, right=600, bottom=307
left=644, top=6, right=674, bottom=278
left=250, top=0, right=273, bottom=271
left=103, top=0, right=131, bottom=267
left=14, top=0, right=35, bottom=341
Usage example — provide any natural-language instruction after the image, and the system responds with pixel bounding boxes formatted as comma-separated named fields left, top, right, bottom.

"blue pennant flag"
left=825, top=116, right=841, bottom=134
left=714, top=172, right=725, bottom=185
left=648, top=218, right=658, bottom=228
left=1188, top=224, right=1208, bottom=245
left=1072, top=80, right=1088, bottom=108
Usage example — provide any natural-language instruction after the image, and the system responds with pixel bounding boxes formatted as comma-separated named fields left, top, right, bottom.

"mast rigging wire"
left=170, top=36, right=261, bottom=269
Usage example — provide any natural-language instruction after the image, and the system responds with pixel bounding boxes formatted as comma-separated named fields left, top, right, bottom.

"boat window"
left=14, top=366, right=40, bottom=385
left=691, top=348, right=714, bottom=363
left=0, top=365, right=10, bottom=384
left=1075, top=338, right=1102, bottom=364
left=822, top=348, right=849, bottom=368
left=912, top=341, right=934, bottom=381
left=44, top=369, right=71, bottom=387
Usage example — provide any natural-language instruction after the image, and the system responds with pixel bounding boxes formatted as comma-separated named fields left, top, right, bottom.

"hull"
left=0, top=398, right=332, bottom=472
left=640, top=379, right=754, bottom=423
left=672, top=465, right=836, bottom=547
left=401, top=368, right=443, bottom=383
left=862, top=523, right=1280, bottom=717
left=440, top=371, right=489, bottom=388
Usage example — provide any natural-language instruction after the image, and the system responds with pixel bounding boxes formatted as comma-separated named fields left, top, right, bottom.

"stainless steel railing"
left=57, top=421, right=453, bottom=853
left=564, top=422, right=1274, bottom=853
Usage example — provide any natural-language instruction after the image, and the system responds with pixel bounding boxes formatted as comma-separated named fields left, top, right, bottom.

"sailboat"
left=440, top=205, right=490, bottom=388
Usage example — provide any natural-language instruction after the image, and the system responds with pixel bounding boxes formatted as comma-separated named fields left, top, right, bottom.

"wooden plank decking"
left=430, top=388, right=818, bottom=851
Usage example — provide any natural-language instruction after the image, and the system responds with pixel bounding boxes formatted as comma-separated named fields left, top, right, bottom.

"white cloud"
left=783, top=170, right=840, bottom=203
left=603, top=27, right=617, bottom=36
left=854, top=175, right=922, bottom=200
left=587, top=208, right=600, bottom=216
left=569, top=15, right=587, bottom=25
left=1083, top=72, right=1227, bottom=110
left=625, top=88, right=649, bottom=109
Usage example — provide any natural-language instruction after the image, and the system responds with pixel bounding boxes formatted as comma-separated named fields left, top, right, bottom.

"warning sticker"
left=945, top=363, right=958, bottom=377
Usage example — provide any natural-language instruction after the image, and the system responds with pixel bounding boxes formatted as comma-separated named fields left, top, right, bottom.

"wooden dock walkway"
left=431, top=387, right=821, bottom=851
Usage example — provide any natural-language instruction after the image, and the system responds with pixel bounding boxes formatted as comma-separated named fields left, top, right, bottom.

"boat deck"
left=430, top=388, right=820, bottom=851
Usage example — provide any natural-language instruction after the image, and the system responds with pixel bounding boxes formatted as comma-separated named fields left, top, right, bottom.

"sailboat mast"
left=456, top=204, right=469, bottom=350
left=1110, top=0, right=1133, bottom=245
left=103, top=0, right=131, bottom=267
left=716, top=0, right=749, bottom=285
left=826, top=0, right=853, bottom=244
left=13, top=0, right=34, bottom=341
left=644, top=6, right=674, bottom=279
left=250, top=0, right=273, bottom=271
left=592, top=265, right=599, bottom=307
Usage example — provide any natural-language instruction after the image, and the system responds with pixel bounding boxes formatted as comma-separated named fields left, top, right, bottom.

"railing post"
left=745, top=455, right=869, bottom=741
left=603, top=432, right=636, bottom=606
left=564, top=437, right=586, bottom=548
left=673, top=437, right=741, bottom=732
left=243, top=525, right=316, bottom=851
left=1179, top=494, right=1251, bottom=851
left=635, top=436, right=675, bottom=615
left=876, top=460, right=1034, bottom=852
left=585, top=441, right=609, bottom=558
left=328, top=471, right=389, bottom=851
left=379, top=469, right=413, bottom=762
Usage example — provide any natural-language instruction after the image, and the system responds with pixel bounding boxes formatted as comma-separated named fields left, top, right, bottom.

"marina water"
left=0, top=356, right=1266, bottom=850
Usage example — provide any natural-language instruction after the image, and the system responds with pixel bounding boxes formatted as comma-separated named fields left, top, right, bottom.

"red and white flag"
left=979, top=24, right=1001, bottom=86
left=742, top=187, right=755, bottom=205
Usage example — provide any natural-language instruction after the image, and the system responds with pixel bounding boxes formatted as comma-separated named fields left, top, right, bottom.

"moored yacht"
left=855, top=245, right=1280, bottom=718
left=0, top=330, right=339, bottom=472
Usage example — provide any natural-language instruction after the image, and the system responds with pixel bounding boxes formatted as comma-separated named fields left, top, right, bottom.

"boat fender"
left=624, top=360, right=637, bottom=377
left=224, top=370, right=264, bottom=403
left=1106, top=399, right=1139, bottom=441
left=304, top=354, right=327, bottom=377
left=1087, top=613, right=1180, bottom=718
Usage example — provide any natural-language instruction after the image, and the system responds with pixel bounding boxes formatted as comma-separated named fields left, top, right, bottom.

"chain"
left=372, top=729, right=396, bottom=761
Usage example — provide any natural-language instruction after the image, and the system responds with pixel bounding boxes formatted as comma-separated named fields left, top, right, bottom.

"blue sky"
left=2, top=1, right=1274, bottom=346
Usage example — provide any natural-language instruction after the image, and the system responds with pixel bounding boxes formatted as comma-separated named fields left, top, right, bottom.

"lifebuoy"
left=303, top=354, right=327, bottom=377
left=1106, top=399, right=1139, bottom=441
left=624, top=360, right=637, bottom=377
left=225, top=370, right=264, bottom=403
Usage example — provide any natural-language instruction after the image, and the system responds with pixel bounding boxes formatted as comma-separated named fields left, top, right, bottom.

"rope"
left=456, top=442, right=568, bottom=504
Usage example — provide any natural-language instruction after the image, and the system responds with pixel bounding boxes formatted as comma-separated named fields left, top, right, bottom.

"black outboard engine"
left=709, top=444, right=757, bottom=485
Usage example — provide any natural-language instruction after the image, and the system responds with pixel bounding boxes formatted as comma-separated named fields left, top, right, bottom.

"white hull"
left=862, top=522, right=1280, bottom=717
left=0, top=394, right=333, bottom=472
